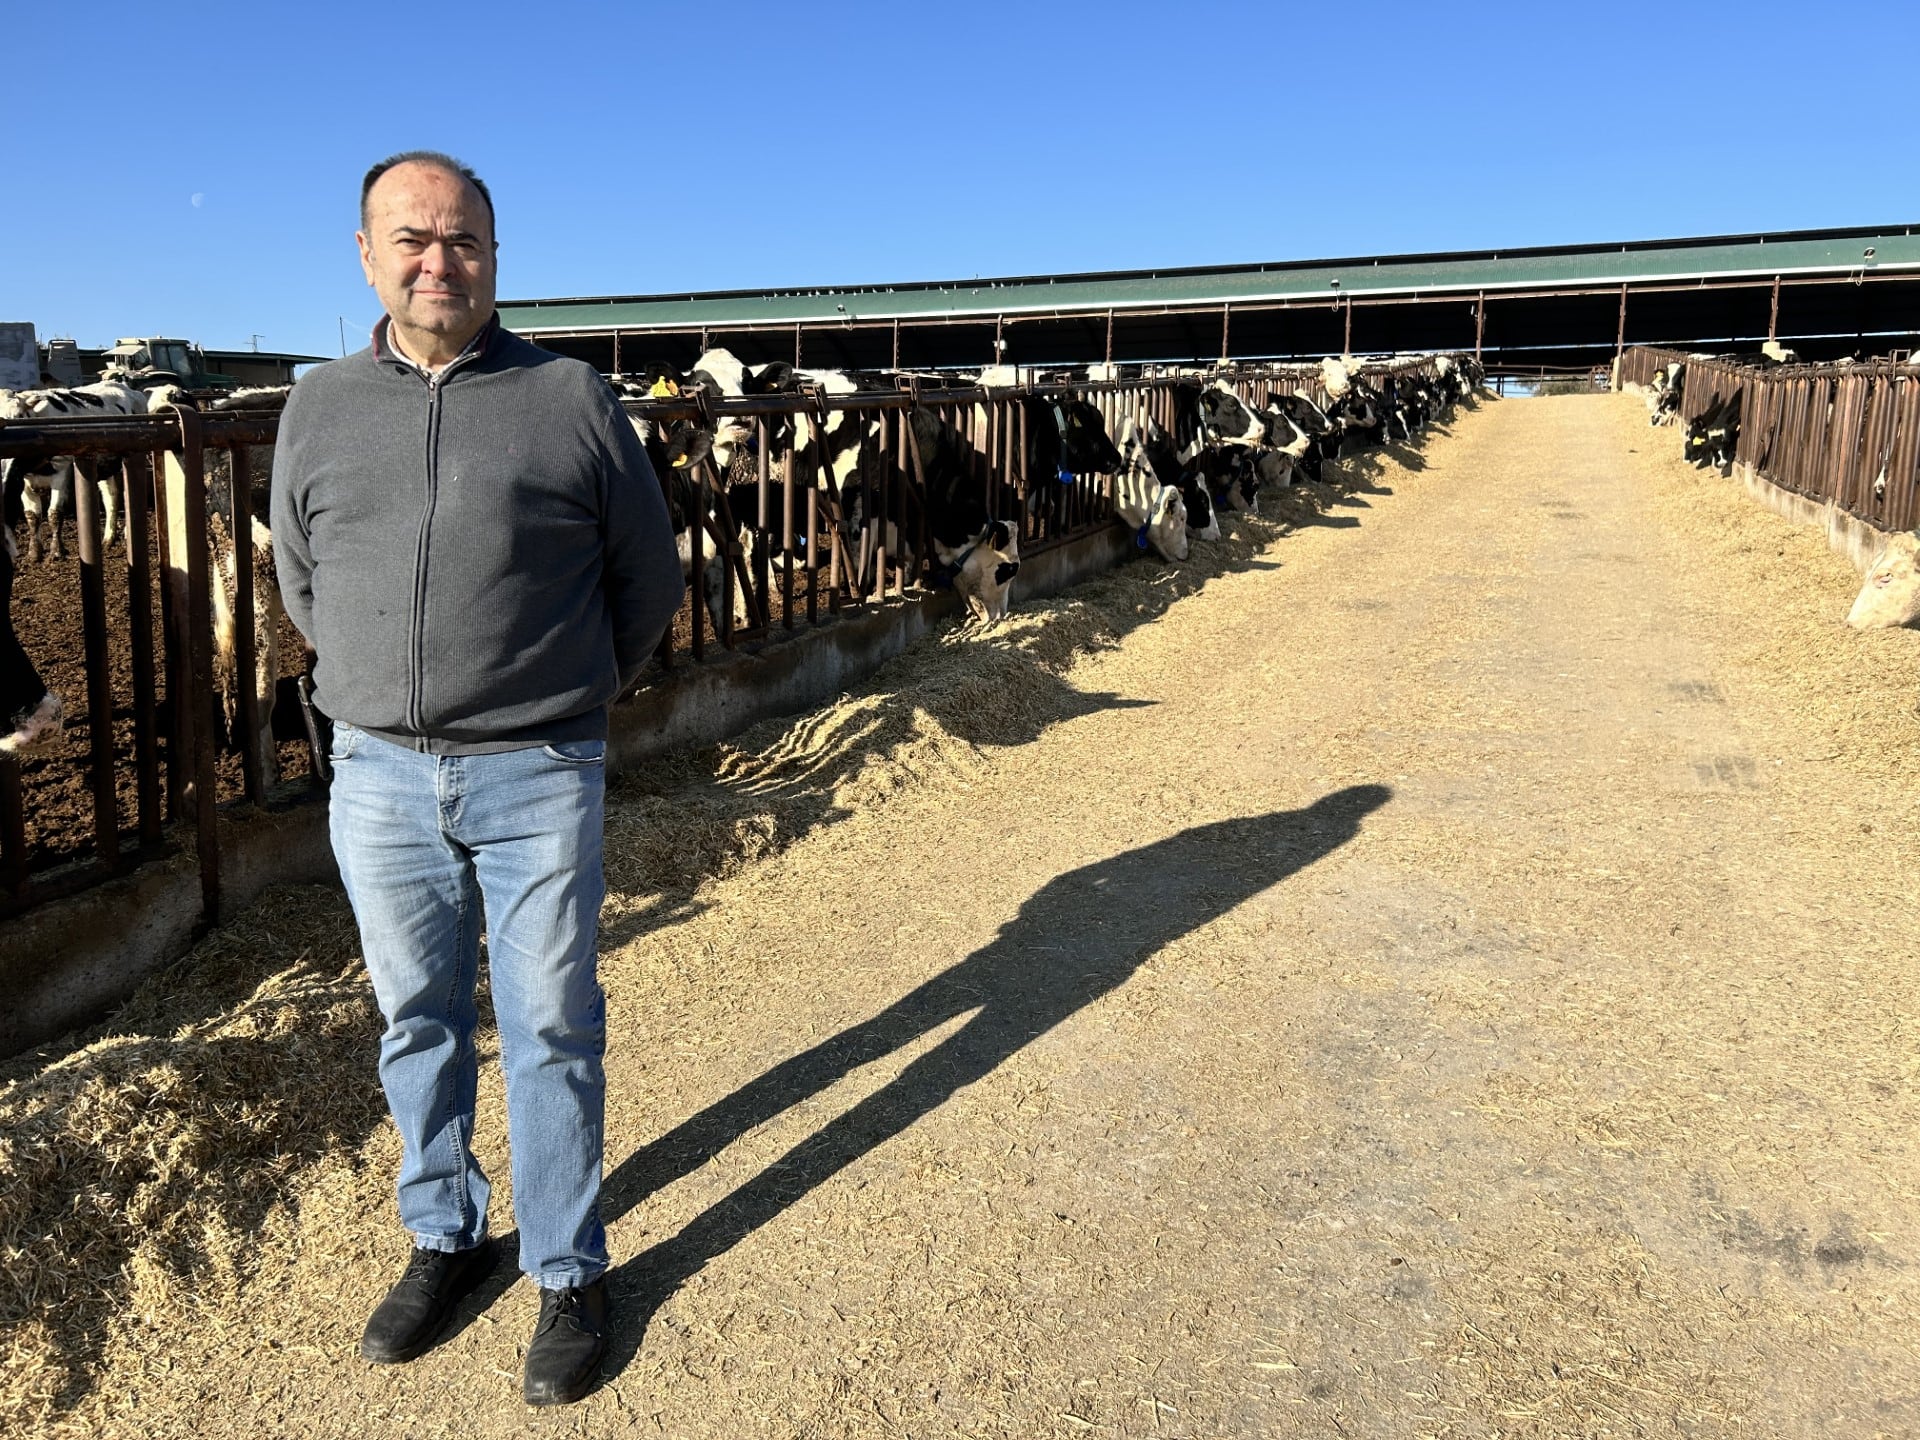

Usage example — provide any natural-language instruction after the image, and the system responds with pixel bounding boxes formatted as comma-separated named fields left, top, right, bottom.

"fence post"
left=161, top=411, right=221, bottom=924
left=73, top=461, right=118, bottom=867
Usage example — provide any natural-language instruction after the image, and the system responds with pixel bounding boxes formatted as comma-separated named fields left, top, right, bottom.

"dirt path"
left=7, top=394, right=1919, bottom=1438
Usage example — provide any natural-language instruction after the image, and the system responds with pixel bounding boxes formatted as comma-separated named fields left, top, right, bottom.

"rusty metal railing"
left=1622, top=345, right=1920, bottom=532
left=0, top=359, right=1440, bottom=926
left=0, top=407, right=293, bottom=923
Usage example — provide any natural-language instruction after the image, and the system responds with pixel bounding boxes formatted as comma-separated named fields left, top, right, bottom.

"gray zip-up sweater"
left=271, top=317, right=681, bottom=753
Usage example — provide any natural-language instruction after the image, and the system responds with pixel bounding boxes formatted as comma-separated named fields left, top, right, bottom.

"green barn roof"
left=498, top=224, right=1920, bottom=335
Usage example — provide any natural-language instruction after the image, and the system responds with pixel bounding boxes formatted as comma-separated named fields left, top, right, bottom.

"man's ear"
left=355, top=231, right=376, bottom=285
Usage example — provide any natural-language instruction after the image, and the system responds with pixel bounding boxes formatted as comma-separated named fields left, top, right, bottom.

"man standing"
left=272, top=151, right=681, bottom=1406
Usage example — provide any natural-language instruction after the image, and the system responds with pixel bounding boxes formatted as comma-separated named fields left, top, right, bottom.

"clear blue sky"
left=7, top=0, right=1914, bottom=363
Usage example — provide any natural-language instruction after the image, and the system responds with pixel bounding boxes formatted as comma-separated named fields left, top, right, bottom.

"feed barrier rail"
left=0, top=359, right=1431, bottom=929
left=1620, top=345, right=1920, bottom=534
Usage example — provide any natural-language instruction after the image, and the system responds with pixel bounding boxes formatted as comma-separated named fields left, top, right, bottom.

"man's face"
left=356, top=162, right=497, bottom=350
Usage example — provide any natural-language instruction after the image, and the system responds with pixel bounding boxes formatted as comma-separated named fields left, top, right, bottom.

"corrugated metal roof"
left=498, top=225, right=1920, bottom=334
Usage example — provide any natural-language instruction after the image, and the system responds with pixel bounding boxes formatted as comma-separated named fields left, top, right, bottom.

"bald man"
left=273, top=150, right=680, bottom=1406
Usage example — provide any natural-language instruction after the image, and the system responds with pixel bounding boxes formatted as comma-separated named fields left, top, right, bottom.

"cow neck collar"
left=952, top=521, right=1003, bottom=573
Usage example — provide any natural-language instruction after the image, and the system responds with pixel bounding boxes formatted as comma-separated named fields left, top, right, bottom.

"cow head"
left=949, top=519, right=1021, bottom=623
left=1199, top=383, right=1264, bottom=448
left=1135, top=486, right=1189, bottom=563
left=749, top=362, right=797, bottom=394
left=1685, top=392, right=1742, bottom=470
left=1253, top=449, right=1296, bottom=498
left=688, top=347, right=748, bottom=397
left=1273, top=391, right=1333, bottom=439
left=1053, top=398, right=1123, bottom=474
left=635, top=360, right=682, bottom=398
left=1180, top=470, right=1218, bottom=541
left=1196, top=447, right=1258, bottom=514
left=1846, top=531, right=1920, bottom=630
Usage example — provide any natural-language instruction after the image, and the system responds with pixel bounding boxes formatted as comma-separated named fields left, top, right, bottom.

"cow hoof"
left=0, top=693, right=64, bottom=756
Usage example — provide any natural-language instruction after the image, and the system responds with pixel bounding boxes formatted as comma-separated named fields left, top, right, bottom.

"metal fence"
left=0, top=358, right=1434, bottom=926
left=1620, top=345, right=1920, bottom=532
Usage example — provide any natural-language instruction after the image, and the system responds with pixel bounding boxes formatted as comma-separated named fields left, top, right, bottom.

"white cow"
left=1847, top=531, right=1920, bottom=630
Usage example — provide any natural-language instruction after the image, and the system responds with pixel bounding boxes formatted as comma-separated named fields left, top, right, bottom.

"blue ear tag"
left=1058, top=467, right=1074, bottom=486
left=1135, top=524, right=1151, bottom=549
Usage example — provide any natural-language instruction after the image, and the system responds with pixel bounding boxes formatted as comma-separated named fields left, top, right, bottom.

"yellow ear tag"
left=651, top=378, right=678, bottom=398
left=673, top=455, right=692, bottom=468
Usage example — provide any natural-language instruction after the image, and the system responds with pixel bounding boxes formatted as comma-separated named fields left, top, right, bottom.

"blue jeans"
left=326, top=722, right=609, bottom=1287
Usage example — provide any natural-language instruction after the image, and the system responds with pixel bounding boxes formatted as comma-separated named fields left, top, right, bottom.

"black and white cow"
left=1129, top=412, right=1217, bottom=542
left=1193, top=382, right=1266, bottom=451
left=0, top=380, right=146, bottom=561
left=628, top=411, right=757, bottom=635
left=662, top=348, right=800, bottom=476
left=1685, top=390, right=1743, bottom=471
left=1113, top=415, right=1189, bottom=562
left=1019, top=393, right=1124, bottom=531
left=1266, top=389, right=1337, bottom=483
left=1332, top=378, right=1388, bottom=451
left=910, top=406, right=1021, bottom=622
left=1646, top=361, right=1685, bottom=427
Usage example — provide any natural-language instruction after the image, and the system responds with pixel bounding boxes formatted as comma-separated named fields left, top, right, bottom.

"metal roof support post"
left=1220, top=303, right=1231, bottom=362
left=994, top=314, right=1004, bottom=364
left=700, top=327, right=710, bottom=354
left=892, top=317, right=901, bottom=370
left=1343, top=296, right=1352, bottom=355
left=794, top=323, right=803, bottom=368
left=1105, top=310, right=1114, bottom=365
left=612, top=330, right=622, bottom=375
left=1769, top=275, right=1781, bottom=340
left=1474, top=292, right=1485, bottom=361
left=1614, top=284, right=1629, bottom=364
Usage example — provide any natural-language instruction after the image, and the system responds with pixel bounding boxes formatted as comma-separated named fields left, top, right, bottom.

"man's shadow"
left=570, top=786, right=1390, bottom=1386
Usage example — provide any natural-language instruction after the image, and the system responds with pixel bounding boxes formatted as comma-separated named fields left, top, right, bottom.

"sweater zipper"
left=406, top=370, right=440, bottom=748
left=402, top=341, right=485, bottom=749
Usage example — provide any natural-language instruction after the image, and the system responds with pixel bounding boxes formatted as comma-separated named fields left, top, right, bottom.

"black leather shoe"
left=360, top=1239, right=497, bottom=1364
left=522, top=1278, right=609, bottom=1406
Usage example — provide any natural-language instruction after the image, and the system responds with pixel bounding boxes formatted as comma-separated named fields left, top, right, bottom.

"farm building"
left=498, top=223, right=1920, bottom=376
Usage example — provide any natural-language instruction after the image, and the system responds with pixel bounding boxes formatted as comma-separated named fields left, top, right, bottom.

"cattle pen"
left=1619, top=344, right=1920, bottom=545
left=0, top=357, right=1435, bottom=1052
left=5, top=383, right=1918, bottom=1439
